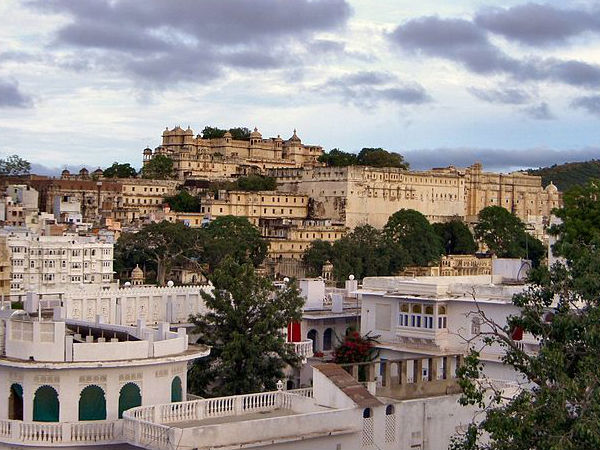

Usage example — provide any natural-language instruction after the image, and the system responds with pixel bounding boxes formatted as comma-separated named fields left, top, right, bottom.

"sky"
left=0, top=0, right=599, bottom=173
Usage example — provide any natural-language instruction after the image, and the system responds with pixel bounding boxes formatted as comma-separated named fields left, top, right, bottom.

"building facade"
left=144, top=126, right=323, bottom=180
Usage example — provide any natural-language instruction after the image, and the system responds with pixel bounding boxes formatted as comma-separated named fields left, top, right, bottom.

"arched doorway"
left=171, top=377, right=182, bottom=403
left=118, top=383, right=141, bottom=418
left=33, top=386, right=59, bottom=422
left=307, top=329, right=318, bottom=353
left=323, top=328, right=333, bottom=351
left=79, top=385, right=107, bottom=421
left=8, top=383, right=23, bottom=420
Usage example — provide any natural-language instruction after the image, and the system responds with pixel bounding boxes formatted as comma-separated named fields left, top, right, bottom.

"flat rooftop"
left=173, top=408, right=296, bottom=428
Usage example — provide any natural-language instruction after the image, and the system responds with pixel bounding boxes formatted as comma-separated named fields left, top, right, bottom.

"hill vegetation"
left=528, top=159, right=600, bottom=191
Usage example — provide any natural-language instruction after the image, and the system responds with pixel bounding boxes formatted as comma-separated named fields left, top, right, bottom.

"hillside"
left=528, top=160, right=600, bottom=192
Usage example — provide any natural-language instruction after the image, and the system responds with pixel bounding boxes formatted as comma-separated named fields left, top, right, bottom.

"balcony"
left=0, top=419, right=122, bottom=446
left=290, top=339, right=313, bottom=361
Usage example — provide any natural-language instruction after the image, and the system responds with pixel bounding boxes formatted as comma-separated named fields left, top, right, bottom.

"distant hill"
left=528, top=160, right=600, bottom=192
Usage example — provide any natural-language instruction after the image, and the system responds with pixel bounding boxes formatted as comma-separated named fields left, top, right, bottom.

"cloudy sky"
left=1, top=0, right=599, bottom=173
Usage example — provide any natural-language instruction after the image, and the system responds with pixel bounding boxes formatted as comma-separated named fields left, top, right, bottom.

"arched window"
left=79, top=385, right=106, bottom=421
left=412, top=305, right=422, bottom=313
left=8, top=383, right=23, bottom=420
left=118, top=383, right=141, bottom=419
left=33, top=385, right=59, bottom=422
left=425, top=306, right=434, bottom=315
left=307, top=329, right=318, bottom=353
left=171, top=377, right=182, bottom=403
left=400, top=304, right=409, bottom=313
left=386, top=404, right=395, bottom=415
left=323, top=328, right=333, bottom=351
left=438, top=306, right=446, bottom=315
left=363, top=407, right=372, bottom=418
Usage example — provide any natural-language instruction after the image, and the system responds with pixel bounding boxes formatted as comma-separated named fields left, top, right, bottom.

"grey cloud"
left=468, top=86, right=531, bottom=104
left=571, top=95, right=600, bottom=116
left=29, top=0, right=352, bottom=84
left=0, top=79, right=33, bottom=108
left=308, top=39, right=346, bottom=53
left=522, top=102, right=555, bottom=120
left=389, top=16, right=600, bottom=89
left=475, top=3, right=600, bottom=47
left=318, top=71, right=431, bottom=107
left=404, top=147, right=600, bottom=172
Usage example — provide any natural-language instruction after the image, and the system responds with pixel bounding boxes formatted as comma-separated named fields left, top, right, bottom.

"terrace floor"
left=172, top=408, right=297, bottom=428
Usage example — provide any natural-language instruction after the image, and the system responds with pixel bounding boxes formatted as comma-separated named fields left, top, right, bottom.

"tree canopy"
left=188, top=258, right=304, bottom=396
left=452, top=179, right=600, bottom=450
left=203, top=216, right=268, bottom=271
left=103, top=162, right=137, bottom=178
left=384, top=209, right=443, bottom=269
left=164, top=190, right=200, bottom=212
left=141, top=154, right=174, bottom=179
left=318, top=147, right=409, bottom=169
left=114, top=221, right=204, bottom=285
left=302, top=240, right=333, bottom=277
left=474, top=206, right=545, bottom=266
left=433, top=219, right=478, bottom=255
left=0, top=154, right=31, bottom=176
left=201, top=126, right=251, bottom=140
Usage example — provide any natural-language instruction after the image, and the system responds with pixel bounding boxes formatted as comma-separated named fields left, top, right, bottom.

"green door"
left=33, top=386, right=59, bottom=422
left=79, top=385, right=107, bottom=421
left=171, top=376, right=182, bottom=402
left=118, top=383, right=141, bottom=418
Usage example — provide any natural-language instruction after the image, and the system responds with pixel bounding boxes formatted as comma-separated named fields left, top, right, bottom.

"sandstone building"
left=271, top=162, right=561, bottom=229
left=143, top=126, right=323, bottom=180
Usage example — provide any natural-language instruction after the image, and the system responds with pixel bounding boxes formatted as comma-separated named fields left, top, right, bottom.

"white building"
left=358, top=259, right=540, bottom=381
left=1, top=229, right=115, bottom=294
left=53, top=194, right=83, bottom=224
left=0, top=308, right=209, bottom=449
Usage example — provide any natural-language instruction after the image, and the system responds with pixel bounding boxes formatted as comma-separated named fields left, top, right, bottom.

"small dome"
left=172, top=126, right=184, bottom=135
left=274, top=134, right=283, bottom=142
left=185, top=126, right=193, bottom=135
left=131, top=264, right=144, bottom=279
left=288, top=129, right=301, bottom=143
left=545, top=182, right=558, bottom=193
left=250, top=127, right=262, bottom=139
left=143, top=147, right=153, bottom=155
left=223, top=131, right=232, bottom=138
left=162, top=126, right=170, bottom=136
left=61, top=169, right=70, bottom=176
left=93, top=168, right=103, bottom=175
left=79, top=168, right=89, bottom=175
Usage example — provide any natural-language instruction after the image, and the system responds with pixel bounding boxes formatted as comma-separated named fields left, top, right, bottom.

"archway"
left=307, top=329, right=318, bottom=353
left=118, top=383, right=141, bottom=418
left=323, top=328, right=333, bottom=351
left=33, top=385, right=59, bottom=422
left=171, top=377, right=182, bottom=403
left=8, top=383, right=23, bottom=420
left=79, top=385, right=107, bottom=421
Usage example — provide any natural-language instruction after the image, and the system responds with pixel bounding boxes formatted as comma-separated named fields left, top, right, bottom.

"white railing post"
left=234, top=395, right=243, bottom=415
left=11, top=421, right=19, bottom=441
left=62, top=423, right=71, bottom=443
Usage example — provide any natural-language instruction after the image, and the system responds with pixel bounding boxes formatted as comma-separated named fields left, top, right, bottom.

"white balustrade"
left=287, top=387, right=314, bottom=398
left=0, top=420, right=121, bottom=446
left=291, top=339, right=314, bottom=360
left=19, top=422, right=62, bottom=443
left=0, top=420, right=11, bottom=438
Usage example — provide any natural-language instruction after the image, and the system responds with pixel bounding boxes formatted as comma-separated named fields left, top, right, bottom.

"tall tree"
left=302, top=240, right=333, bottom=277
left=141, top=154, right=174, bottom=179
left=164, top=190, right=200, bottom=212
left=318, top=148, right=359, bottom=167
left=236, top=175, right=277, bottom=191
left=452, top=180, right=600, bottom=450
left=0, top=154, right=31, bottom=176
left=188, top=258, right=304, bottom=396
left=115, top=221, right=204, bottom=285
left=384, top=209, right=443, bottom=269
left=204, top=216, right=268, bottom=271
left=357, top=148, right=409, bottom=169
left=433, top=219, right=478, bottom=255
left=103, top=162, right=137, bottom=178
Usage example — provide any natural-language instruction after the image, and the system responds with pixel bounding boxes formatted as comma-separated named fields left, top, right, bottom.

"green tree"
left=188, top=258, right=304, bottom=396
left=229, top=127, right=251, bottom=140
left=318, top=149, right=358, bottom=167
left=331, top=225, right=397, bottom=280
left=452, top=180, right=600, bottom=450
left=0, top=154, right=31, bottom=176
left=302, top=240, right=333, bottom=277
left=204, top=216, right=268, bottom=271
left=433, top=219, right=478, bottom=255
left=357, top=148, right=409, bottom=169
left=115, top=221, right=204, bottom=285
left=164, top=190, right=200, bottom=212
left=201, top=126, right=226, bottom=139
left=103, top=162, right=137, bottom=178
left=474, top=206, right=545, bottom=266
left=141, top=154, right=174, bottom=179
left=384, top=209, right=443, bottom=269
left=201, top=126, right=251, bottom=140
left=236, top=175, right=277, bottom=191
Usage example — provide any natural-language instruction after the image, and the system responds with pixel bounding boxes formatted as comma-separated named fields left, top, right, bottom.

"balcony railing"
left=290, top=339, right=313, bottom=360
left=0, top=419, right=122, bottom=446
